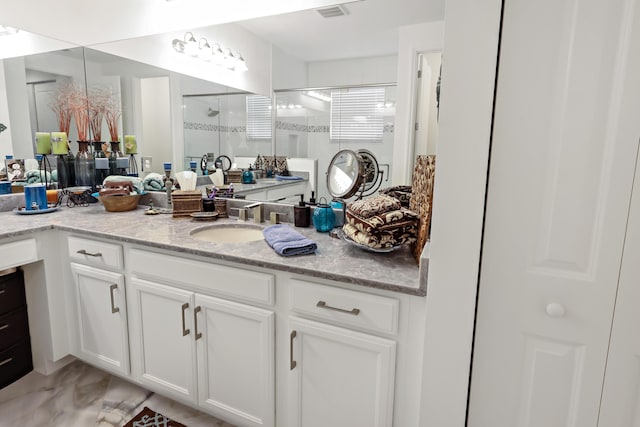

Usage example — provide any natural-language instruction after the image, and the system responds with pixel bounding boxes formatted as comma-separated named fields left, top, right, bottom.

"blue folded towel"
left=275, top=175, right=303, bottom=181
left=263, top=224, right=317, bottom=256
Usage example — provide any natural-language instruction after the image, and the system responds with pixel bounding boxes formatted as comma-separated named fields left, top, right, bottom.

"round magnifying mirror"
left=326, top=149, right=365, bottom=199
left=214, top=155, right=232, bottom=171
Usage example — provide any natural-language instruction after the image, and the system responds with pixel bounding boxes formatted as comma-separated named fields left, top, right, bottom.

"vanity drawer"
left=0, top=339, right=33, bottom=389
left=129, top=248, right=275, bottom=305
left=0, top=307, right=29, bottom=351
left=68, top=236, right=123, bottom=270
left=290, top=280, right=399, bottom=335
left=0, top=270, right=26, bottom=315
left=0, top=239, right=38, bottom=271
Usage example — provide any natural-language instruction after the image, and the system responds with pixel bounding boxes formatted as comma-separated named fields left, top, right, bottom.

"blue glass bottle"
left=313, top=198, right=335, bottom=232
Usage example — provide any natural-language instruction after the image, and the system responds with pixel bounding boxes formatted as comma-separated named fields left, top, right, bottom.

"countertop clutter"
left=0, top=204, right=424, bottom=295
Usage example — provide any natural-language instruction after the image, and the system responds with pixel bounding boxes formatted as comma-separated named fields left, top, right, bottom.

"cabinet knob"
left=546, top=302, right=566, bottom=318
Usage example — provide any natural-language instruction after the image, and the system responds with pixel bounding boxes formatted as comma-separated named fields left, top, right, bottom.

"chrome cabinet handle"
left=0, top=357, right=13, bottom=367
left=109, top=284, right=119, bottom=314
left=316, top=300, right=360, bottom=316
left=194, top=306, right=202, bottom=340
left=77, top=249, right=102, bottom=257
left=181, top=303, right=190, bottom=336
left=290, top=330, right=297, bottom=370
left=0, top=324, right=8, bottom=331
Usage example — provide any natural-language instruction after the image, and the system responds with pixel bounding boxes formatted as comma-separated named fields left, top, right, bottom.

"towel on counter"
left=346, top=207, right=419, bottom=234
left=342, top=223, right=417, bottom=249
left=25, top=169, right=53, bottom=184
left=346, top=194, right=402, bottom=218
left=103, top=175, right=144, bottom=194
left=380, top=185, right=412, bottom=208
left=263, top=224, right=317, bottom=256
left=142, top=173, right=165, bottom=191
left=275, top=175, right=303, bottom=181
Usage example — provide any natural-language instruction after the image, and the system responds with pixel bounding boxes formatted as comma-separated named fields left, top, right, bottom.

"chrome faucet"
left=245, top=202, right=262, bottom=224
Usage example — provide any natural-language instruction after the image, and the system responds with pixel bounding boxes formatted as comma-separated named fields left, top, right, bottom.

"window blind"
left=330, top=87, right=385, bottom=142
left=246, top=95, right=272, bottom=139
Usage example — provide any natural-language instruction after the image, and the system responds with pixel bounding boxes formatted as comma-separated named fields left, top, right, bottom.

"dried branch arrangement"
left=88, top=87, right=110, bottom=142
left=68, top=84, right=90, bottom=142
left=103, top=91, right=122, bottom=142
left=49, top=81, right=74, bottom=135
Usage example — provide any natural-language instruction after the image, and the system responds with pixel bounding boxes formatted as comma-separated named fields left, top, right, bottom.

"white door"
left=468, top=0, right=640, bottom=425
left=288, top=316, right=396, bottom=427
left=195, top=294, right=274, bottom=427
left=599, top=153, right=640, bottom=421
left=128, top=277, right=197, bottom=403
left=70, top=263, right=129, bottom=376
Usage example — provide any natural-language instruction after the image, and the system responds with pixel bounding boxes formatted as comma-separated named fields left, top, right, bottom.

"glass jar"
left=94, top=141, right=109, bottom=189
left=313, top=198, right=336, bottom=232
left=56, top=146, right=76, bottom=189
left=75, top=141, right=95, bottom=188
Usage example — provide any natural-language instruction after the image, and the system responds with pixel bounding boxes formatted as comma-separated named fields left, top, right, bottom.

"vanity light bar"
left=172, top=32, right=248, bottom=72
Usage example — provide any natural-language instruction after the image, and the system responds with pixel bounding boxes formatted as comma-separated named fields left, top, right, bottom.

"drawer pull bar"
left=181, top=303, right=190, bottom=336
left=109, top=284, right=120, bottom=314
left=194, top=306, right=202, bottom=340
left=0, top=324, right=8, bottom=331
left=77, top=249, right=102, bottom=257
left=290, top=330, right=297, bottom=370
left=316, top=301, right=361, bottom=316
left=0, top=357, right=12, bottom=367
left=0, top=289, right=5, bottom=294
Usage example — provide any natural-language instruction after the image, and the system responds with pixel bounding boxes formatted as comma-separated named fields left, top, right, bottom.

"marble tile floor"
left=0, top=360, right=236, bottom=426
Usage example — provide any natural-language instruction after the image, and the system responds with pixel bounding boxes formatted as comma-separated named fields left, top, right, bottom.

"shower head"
left=207, top=108, right=219, bottom=117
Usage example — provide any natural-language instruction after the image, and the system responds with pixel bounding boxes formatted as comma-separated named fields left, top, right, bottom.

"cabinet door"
left=195, top=294, right=274, bottom=427
left=128, top=277, right=197, bottom=404
left=70, top=263, right=129, bottom=376
left=288, top=317, right=396, bottom=427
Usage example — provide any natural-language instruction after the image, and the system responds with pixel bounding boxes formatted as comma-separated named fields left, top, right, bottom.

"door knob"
left=546, top=302, right=566, bottom=318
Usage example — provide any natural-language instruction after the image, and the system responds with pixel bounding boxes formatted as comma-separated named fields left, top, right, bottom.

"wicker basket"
left=214, top=199, right=228, bottom=218
left=172, top=190, right=202, bottom=218
left=99, top=194, right=141, bottom=212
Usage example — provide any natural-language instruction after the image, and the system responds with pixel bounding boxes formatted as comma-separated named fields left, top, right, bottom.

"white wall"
left=307, top=55, right=397, bottom=87
left=419, top=2, right=501, bottom=426
left=141, top=77, right=172, bottom=173
left=392, top=21, right=445, bottom=185
left=0, top=60, right=13, bottom=161
left=272, top=45, right=307, bottom=90
left=3, top=57, right=34, bottom=159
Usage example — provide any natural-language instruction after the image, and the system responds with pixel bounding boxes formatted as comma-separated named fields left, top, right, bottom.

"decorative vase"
left=313, top=198, right=336, bottom=232
left=107, top=141, right=126, bottom=176
left=94, top=141, right=109, bottom=189
left=74, top=141, right=94, bottom=188
left=56, top=150, right=76, bottom=189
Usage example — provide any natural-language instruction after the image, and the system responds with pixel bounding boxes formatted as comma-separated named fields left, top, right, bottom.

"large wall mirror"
left=274, top=84, right=396, bottom=200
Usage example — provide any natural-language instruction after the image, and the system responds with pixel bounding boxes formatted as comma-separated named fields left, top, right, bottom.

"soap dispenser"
left=294, top=194, right=310, bottom=227
left=242, top=164, right=254, bottom=184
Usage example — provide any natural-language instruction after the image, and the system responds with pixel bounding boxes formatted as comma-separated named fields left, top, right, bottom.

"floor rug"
left=124, top=406, right=187, bottom=427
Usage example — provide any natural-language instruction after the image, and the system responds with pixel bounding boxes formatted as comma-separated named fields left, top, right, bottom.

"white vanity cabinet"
left=127, top=248, right=275, bottom=427
left=287, top=280, right=398, bottom=427
left=67, top=236, right=129, bottom=376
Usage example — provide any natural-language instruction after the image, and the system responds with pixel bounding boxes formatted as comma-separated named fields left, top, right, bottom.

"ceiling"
left=0, top=0, right=355, bottom=46
left=239, top=0, right=445, bottom=62
left=1, top=0, right=444, bottom=64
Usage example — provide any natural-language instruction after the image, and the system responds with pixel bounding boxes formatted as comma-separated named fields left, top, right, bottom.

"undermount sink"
left=190, top=223, right=265, bottom=243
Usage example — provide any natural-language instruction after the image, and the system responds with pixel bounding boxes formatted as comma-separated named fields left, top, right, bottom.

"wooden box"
left=171, top=190, right=202, bottom=218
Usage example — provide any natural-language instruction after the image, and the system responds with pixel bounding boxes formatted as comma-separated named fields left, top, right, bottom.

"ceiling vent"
left=316, top=5, right=349, bottom=18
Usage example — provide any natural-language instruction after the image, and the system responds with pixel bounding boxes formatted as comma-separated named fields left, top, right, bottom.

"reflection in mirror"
left=182, top=92, right=273, bottom=172
left=413, top=51, right=442, bottom=156
left=275, top=84, right=396, bottom=201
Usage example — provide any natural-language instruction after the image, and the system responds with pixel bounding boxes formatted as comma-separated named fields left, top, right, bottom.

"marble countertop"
left=0, top=203, right=425, bottom=296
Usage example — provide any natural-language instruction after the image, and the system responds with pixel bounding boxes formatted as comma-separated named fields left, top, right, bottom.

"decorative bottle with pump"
left=294, top=194, right=310, bottom=227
